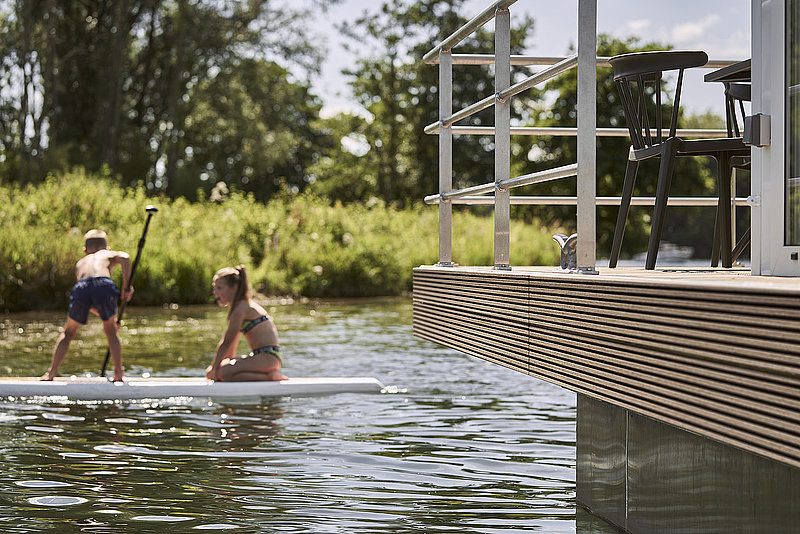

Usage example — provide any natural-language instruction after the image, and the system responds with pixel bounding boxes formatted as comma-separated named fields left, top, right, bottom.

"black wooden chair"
left=607, top=51, right=751, bottom=269
left=711, top=81, right=752, bottom=266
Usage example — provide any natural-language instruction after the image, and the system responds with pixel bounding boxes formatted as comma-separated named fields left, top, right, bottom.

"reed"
left=0, top=171, right=561, bottom=311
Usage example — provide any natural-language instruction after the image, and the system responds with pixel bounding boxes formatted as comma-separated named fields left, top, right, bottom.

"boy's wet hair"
left=84, top=229, right=108, bottom=252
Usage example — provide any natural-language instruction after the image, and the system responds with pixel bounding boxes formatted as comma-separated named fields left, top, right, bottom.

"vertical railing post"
left=438, top=49, right=454, bottom=266
left=494, top=6, right=511, bottom=270
left=577, top=0, right=598, bottom=273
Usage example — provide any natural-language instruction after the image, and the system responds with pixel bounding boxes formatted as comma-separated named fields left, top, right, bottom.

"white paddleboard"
left=0, top=376, right=385, bottom=401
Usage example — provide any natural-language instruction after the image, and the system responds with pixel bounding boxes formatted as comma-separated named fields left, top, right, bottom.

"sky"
left=304, top=0, right=751, bottom=118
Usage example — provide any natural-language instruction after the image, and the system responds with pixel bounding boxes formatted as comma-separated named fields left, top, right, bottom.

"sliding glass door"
left=753, top=0, right=800, bottom=274
left=787, top=0, right=800, bottom=245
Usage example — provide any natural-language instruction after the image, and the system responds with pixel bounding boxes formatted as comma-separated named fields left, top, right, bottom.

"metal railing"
left=423, top=0, right=739, bottom=272
left=424, top=55, right=579, bottom=135
left=423, top=125, right=731, bottom=137
left=427, top=55, right=740, bottom=68
left=424, top=0, right=596, bottom=270
left=424, top=163, right=579, bottom=204
left=425, top=196, right=751, bottom=206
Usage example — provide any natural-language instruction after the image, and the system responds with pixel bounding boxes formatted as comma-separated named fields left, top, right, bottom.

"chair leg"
left=732, top=226, right=751, bottom=263
left=646, top=139, right=679, bottom=270
left=711, top=198, right=721, bottom=267
left=717, top=152, right=734, bottom=268
left=609, top=158, right=639, bottom=268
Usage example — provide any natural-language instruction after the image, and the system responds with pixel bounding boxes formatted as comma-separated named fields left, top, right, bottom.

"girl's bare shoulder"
left=240, top=299, right=268, bottom=318
left=228, top=299, right=249, bottom=319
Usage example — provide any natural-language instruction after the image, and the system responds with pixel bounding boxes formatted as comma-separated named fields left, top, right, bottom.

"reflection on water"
left=0, top=299, right=617, bottom=533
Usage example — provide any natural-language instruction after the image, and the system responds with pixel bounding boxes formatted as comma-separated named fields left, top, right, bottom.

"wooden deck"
left=412, top=265, right=800, bottom=469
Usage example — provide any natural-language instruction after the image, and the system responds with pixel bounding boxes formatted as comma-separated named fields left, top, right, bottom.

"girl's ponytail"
left=231, top=265, right=251, bottom=311
left=213, top=265, right=253, bottom=317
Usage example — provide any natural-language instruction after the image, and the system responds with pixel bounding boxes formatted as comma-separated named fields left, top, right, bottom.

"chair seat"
left=631, top=137, right=749, bottom=161
left=609, top=51, right=708, bottom=79
left=678, top=137, right=749, bottom=154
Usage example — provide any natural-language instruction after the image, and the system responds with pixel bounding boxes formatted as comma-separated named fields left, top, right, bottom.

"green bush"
left=0, top=171, right=562, bottom=311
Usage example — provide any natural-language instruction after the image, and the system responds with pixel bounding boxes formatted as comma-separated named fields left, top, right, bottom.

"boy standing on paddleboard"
left=41, top=230, right=134, bottom=382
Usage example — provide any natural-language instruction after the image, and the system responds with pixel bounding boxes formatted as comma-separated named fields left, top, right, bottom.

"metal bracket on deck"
left=552, top=233, right=578, bottom=272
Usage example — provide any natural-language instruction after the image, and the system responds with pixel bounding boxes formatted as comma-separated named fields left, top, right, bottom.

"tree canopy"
left=307, top=0, right=534, bottom=206
left=0, top=0, right=727, bottom=258
left=0, top=0, right=336, bottom=200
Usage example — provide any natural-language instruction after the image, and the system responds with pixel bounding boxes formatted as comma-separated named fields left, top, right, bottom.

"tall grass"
left=0, top=171, right=561, bottom=312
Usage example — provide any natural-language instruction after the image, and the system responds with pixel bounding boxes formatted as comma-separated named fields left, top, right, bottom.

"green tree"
left=170, top=58, right=330, bottom=201
left=0, top=0, right=337, bottom=200
left=119, top=0, right=332, bottom=198
left=307, top=112, right=378, bottom=203
left=310, top=0, right=534, bottom=205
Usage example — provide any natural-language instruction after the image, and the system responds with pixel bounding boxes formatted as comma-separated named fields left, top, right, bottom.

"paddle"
left=100, top=205, right=158, bottom=377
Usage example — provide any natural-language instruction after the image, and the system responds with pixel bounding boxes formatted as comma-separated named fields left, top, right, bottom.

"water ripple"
left=28, top=496, right=88, bottom=506
left=0, top=300, right=618, bottom=533
left=14, top=480, right=72, bottom=488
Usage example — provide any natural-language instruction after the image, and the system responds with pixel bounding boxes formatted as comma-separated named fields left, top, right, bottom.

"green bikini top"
left=241, top=315, right=270, bottom=334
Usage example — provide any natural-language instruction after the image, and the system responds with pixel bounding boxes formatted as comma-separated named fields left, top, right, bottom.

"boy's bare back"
left=76, top=249, right=128, bottom=281
left=42, top=230, right=132, bottom=382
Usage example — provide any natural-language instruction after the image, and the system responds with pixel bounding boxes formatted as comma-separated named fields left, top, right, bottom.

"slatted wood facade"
left=413, top=266, right=800, bottom=469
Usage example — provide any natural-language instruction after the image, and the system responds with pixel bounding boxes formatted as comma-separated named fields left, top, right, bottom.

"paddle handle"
left=100, top=205, right=157, bottom=377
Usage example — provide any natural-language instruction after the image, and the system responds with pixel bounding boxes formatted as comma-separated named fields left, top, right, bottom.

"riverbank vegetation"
left=0, top=171, right=560, bottom=312
left=0, top=1, right=731, bottom=312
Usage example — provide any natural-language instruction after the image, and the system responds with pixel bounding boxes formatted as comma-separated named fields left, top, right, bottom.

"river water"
left=0, top=298, right=616, bottom=533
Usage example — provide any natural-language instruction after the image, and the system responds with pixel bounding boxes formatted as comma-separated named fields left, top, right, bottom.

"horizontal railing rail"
left=426, top=95, right=494, bottom=133
left=424, top=51, right=739, bottom=136
left=428, top=54, right=743, bottom=68
left=423, top=0, right=519, bottom=63
left=424, top=55, right=578, bottom=133
left=424, top=125, right=730, bottom=138
left=424, top=163, right=578, bottom=203
left=498, top=55, right=578, bottom=101
left=424, top=195, right=750, bottom=206
left=500, top=162, right=578, bottom=190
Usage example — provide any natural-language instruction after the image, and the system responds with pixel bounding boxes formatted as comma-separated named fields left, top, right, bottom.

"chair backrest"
left=609, top=51, right=709, bottom=150
left=724, top=82, right=751, bottom=137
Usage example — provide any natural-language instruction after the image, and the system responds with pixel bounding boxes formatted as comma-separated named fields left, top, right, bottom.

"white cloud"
left=671, top=14, right=722, bottom=44
left=623, top=19, right=651, bottom=35
left=693, top=29, right=751, bottom=58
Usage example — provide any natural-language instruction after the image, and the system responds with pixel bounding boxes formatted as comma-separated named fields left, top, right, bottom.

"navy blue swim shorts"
left=68, top=276, right=120, bottom=324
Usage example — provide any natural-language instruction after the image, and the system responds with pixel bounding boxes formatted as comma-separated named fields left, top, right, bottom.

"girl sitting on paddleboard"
left=206, top=265, right=286, bottom=381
